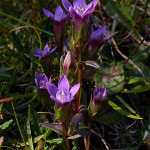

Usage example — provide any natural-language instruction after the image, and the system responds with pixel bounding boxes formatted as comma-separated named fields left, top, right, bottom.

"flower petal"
left=35, top=72, right=43, bottom=87
left=43, top=8, right=54, bottom=20
left=103, top=34, right=112, bottom=41
left=35, top=46, right=42, bottom=54
left=42, top=73, right=48, bottom=82
left=82, top=3, right=94, bottom=19
left=101, top=87, right=107, bottom=100
left=88, top=0, right=98, bottom=7
left=58, top=74, right=69, bottom=92
left=33, top=54, right=42, bottom=57
left=44, top=44, right=50, bottom=51
left=54, top=5, right=66, bottom=22
left=69, top=83, right=80, bottom=97
left=93, top=85, right=100, bottom=96
left=50, top=95, right=63, bottom=104
left=69, top=6, right=81, bottom=18
left=73, top=0, right=87, bottom=8
left=50, top=47, right=57, bottom=54
left=46, top=82, right=58, bottom=97
left=62, top=0, right=72, bottom=12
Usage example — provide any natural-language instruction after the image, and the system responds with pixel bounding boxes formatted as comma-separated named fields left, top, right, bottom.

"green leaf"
left=27, top=118, right=34, bottom=150
left=120, top=0, right=132, bottom=21
left=94, top=62, right=125, bottom=94
left=106, top=0, right=141, bottom=40
left=0, top=119, right=13, bottom=131
left=122, top=84, right=150, bottom=93
left=47, top=138, right=63, bottom=145
left=108, top=100, right=142, bottom=119
left=115, top=95, right=137, bottom=114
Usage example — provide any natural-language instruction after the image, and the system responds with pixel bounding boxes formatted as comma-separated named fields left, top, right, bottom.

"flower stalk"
left=62, top=122, right=70, bottom=150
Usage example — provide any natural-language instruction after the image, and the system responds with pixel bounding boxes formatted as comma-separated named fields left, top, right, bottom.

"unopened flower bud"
left=63, top=51, right=73, bottom=75
left=88, top=86, right=107, bottom=118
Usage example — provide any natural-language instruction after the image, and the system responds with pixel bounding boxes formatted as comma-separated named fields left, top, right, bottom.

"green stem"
left=86, top=120, right=91, bottom=150
left=11, top=101, right=28, bottom=150
left=62, top=122, right=70, bottom=150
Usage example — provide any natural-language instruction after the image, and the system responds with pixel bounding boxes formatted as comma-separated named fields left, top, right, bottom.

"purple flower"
left=46, top=74, right=80, bottom=105
left=35, top=72, right=51, bottom=89
left=88, top=25, right=112, bottom=57
left=93, top=86, right=107, bottom=103
left=88, top=86, right=107, bottom=117
left=34, top=44, right=56, bottom=58
left=43, top=5, right=70, bottom=42
left=62, top=0, right=98, bottom=34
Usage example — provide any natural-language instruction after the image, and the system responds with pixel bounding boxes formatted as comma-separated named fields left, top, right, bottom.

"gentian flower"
left=34, top=44, right=56, bottom=58
left=88, top=25, right=112, bottom=57
left=62, top=0, right=98, bottom=35
left=46, top=74, right=80, bottom=105
left=88, top=86, right=107, bottom=117
left=35, top=72, right=51, bottom=104
left=35, top=72, right=51, bottom=89
left=34, top=44, right=56, bottom=77
left=43, top=5, right=70, bottom=44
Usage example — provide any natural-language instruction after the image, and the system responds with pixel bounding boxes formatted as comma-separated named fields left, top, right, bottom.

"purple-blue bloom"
left=62, top=0, right=98, bottom=34
left=43, top=5, right=70, bottom=42
left=34, top=44, right=56, bottom=58
left=93, top=85, right=107, bottom=104
left=46, top=74, right=80, bottom=105
left=88, top=25, right=112, bottom=56
left=35, top=72, right=51, bottom=89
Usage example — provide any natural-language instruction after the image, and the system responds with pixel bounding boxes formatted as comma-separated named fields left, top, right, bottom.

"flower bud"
left=63, top=51, right=73, bottom=75
left=88, top=86, right=107, bottom=118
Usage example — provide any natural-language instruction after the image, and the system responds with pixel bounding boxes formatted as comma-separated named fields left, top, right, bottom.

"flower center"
left=75, top=7, right=85, bottom=15
left=56, top=90, right=68, bottom=102
left=39, top=80, right=46, bottom=89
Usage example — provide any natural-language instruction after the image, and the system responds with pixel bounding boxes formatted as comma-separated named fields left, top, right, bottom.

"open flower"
left=88, top=86, right=107, bottom=117
left=35, top=72, right=51, bottom=89
left=88, top=25, right=112, bottom=57
left=34, top=44, right=56, bottom=58
left=35, top=72, right=51, bottom=104
left=43, top=5, right=70, bottom=43
left=62, top=0, right=98, bottom=34
left=46, top=74, right=80, bottom=105
left=34, top=44, right=56, bottom=77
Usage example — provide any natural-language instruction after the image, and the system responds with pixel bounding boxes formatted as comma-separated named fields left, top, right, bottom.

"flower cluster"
left=34, top=0, right=110, bottom=148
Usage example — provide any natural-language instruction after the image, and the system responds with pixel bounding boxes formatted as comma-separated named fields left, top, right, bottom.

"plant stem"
left=62, top=122, right=70, bottom=150
left=86, top=120, right=91, bottom=150
left=75, top=43, right=82, bottom=113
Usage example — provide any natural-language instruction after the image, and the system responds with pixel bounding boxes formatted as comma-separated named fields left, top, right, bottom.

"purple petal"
left=103, top=34, right=112, bottom=41
left=35, top=72, right=43, bottom=87
left=33, top=54, right=42, bottom=57
left=54, top=5, right=66, bottom=22
left=63, top=97, right=74, bottom=103
left=69, top=83, right=80, bottom=97
left=93, top=85, right=100, bottom=96
left=58, top=74, right=69, bottom=92
left=69, top=6, right=81, bottom=18
left=44, top=44, right=50, bottom=51
left=81, top=3, right=94, bottom=19
left=62, top=0, right=72, bottom=12
left=43, top=8, right=54, bottom=20
left=50, top=47, right=57, bottom=54
left=42, top=73, right=48, bottom=82
left=35, top=46, right=42, bottom=54
left=101, top=87, right=107, bottom=100
left=50, top=95, right=63, bottom=104
left=73, top=0, right=87, bottom=8
left=88, top=0, right=98, bottom=7
left=46, top=82, right=58, bottom=97
left=35, top=72, right=43, bottom=82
